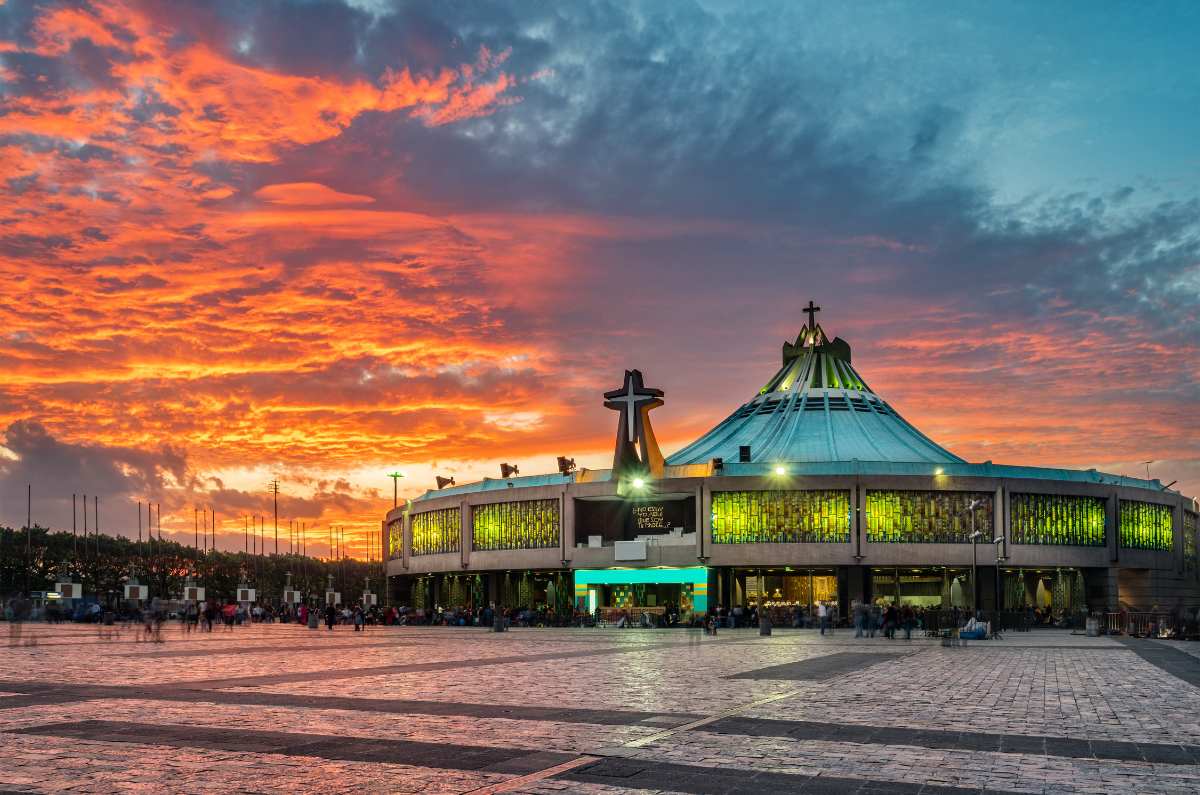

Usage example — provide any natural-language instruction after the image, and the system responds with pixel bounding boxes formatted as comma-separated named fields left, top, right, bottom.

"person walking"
left=324, top=602, right=336, bottom=631
left=901, top=603, right=915, bottom=640
left=818, top=601, right=829, bottom=636
left=853, top=600, right=866, bottom=638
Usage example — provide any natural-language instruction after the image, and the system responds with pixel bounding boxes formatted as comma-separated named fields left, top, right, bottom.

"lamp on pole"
left=387, top=471, right=405, bottom=508
left=993, top=539, right=1007, bottom=623
left=967, top=499, right=984, bottom=615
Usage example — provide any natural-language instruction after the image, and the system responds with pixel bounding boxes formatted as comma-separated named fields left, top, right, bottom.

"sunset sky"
left=1, top=1, right=1197, bottom=558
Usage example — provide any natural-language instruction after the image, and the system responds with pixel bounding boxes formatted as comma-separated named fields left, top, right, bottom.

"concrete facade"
left=384, top=469, right=1199, bottom=613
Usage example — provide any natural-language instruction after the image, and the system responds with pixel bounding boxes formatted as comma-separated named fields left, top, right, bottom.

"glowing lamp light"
left=934, top=467, right=944, bottom=475
left=631, top=477, right=645, bottom=489
left=774, top=465, right=786, bottom=475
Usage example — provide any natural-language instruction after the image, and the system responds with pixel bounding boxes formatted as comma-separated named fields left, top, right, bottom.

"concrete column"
left=846, top=565, right=866, bottom=606
left=562, top=492, right=574, bottom=563
left=1107, top=492, right=1119, bottom=563
left=402, top=511, right=412, bottom=570
left=995, top=484, right=1007, bottom=559
left=853, top=482, right=864, bottom=561
left=698, top=483, right=712, bottom=560
left=1174, top=501, right=1185, bottom=574
left=460, top=501, right=471, bottom=569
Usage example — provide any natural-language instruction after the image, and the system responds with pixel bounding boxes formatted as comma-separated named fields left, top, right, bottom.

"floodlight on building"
left=557, top=456, right=576, bottom=476
left=435, top=476, right=455, bottom=490
left=500, top=463, right=520, bottom=478
left=774, top=465, right=786, bottom=476
left=934, top=467, right=944, bottom=475
left=631, top=477, right=645, bottom=489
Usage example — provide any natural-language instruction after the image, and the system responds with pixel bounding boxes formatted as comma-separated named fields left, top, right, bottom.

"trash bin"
left=493, top=616, right=507, bottom=632
left=1086, top=617, right=1100, bottom=637
left=307, top=612, right=319, bottom=629
left=759, top=614, right=772, bottom=636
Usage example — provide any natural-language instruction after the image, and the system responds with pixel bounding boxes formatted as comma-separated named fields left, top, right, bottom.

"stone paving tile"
left=5, top=625, right=1200, bottom=793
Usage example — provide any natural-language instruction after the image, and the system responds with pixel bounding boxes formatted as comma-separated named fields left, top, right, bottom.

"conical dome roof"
left=666, top=314, right=963, bottom=466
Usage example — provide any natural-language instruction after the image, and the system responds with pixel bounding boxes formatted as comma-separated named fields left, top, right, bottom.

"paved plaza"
left=3, top=624, right=1200, bottom=793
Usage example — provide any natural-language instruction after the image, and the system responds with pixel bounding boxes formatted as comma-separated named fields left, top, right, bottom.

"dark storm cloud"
left=0, top=420, right=189, bottom=531
left=263, top=0, right=1196, bottom=344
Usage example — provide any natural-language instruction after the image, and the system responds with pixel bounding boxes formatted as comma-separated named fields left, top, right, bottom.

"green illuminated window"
left=387, top=518, right=404, bottom=559
left=711, top=490, right=850, bottom=543
left=866, top=490, right=992, bottom=543
left=1010, top=493, right=1106, bottom=546
left=1119, top=500, right=1173, bottom=550
left=472, top=499, right=560, bottom=551
left=1185, top=511, right=1198, bottom=579
left=412, top=508, right=461, bottom=556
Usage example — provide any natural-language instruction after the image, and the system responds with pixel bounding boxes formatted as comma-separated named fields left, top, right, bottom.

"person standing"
left=818, top=601, right=829, bottom=635
left=853, top=600, right=866, bottom=638
left=324, top=602, right=336, bottom=631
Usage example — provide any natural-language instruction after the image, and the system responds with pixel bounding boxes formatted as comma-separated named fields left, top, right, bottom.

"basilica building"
left=384, top=303, right=1198, bottom=622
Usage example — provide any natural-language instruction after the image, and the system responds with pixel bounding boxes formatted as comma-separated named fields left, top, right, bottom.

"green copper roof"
left=667, top=322, right=963, bottom=466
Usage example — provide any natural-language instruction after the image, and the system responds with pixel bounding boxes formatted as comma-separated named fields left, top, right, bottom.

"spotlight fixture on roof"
left=711, top=457, right=723, bottom=473
left=774, top=465, right=786, bottom=476
left=631, top=477, right=646, bottom=489
left=557, top=456, right=577, bottom=476
left=500, top=462, right=520, bottom=478
left=435, top=476, right=455, bottom=490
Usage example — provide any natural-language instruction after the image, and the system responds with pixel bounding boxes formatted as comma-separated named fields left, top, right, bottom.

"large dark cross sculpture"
left=804, top=299, right=821, bottom=329
left=603, top=369, right=665, bottom=481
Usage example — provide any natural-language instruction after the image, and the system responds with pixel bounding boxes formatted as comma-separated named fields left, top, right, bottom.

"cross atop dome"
left=780, top=299, right=834, bottom=364
left=803, top=299, right=820, bottom=330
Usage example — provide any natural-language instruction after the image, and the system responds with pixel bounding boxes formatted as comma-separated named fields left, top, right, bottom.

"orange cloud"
left=254, top=183, right=376, bottom=206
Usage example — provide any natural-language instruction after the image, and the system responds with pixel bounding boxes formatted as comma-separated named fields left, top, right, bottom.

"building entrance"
left=574, top=567, right=708, bottom=625
left=869, top=567, right=971, bottom=609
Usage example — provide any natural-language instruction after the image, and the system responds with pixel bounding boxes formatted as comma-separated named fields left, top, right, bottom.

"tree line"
left=0, top=525, right=383, bottom=604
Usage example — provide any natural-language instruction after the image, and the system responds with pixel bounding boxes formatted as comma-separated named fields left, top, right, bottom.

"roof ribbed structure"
left=666, top=317, right=964, bottom=466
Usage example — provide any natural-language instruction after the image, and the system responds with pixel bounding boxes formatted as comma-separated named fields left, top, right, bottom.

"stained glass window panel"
left=1185, top=511, right=1198, bottom=579
left=472, top=500, right=560, bottom=551
left=387, top=518, right=404, bottom=559
left=865, top=490, right=992, bottom=543
left=1010, top=493, right=1106, bottom=546
left=1120, top=500, right=1173, bottom=550
left=711, top=490, right=850, bottom=543
left=411, top=508, right=461, bottom=556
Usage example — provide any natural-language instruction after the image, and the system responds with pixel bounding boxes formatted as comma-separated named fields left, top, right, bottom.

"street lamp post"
left=967, top=498, right=983, bottom=616
left=388, top=471, right=405, bottom=508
